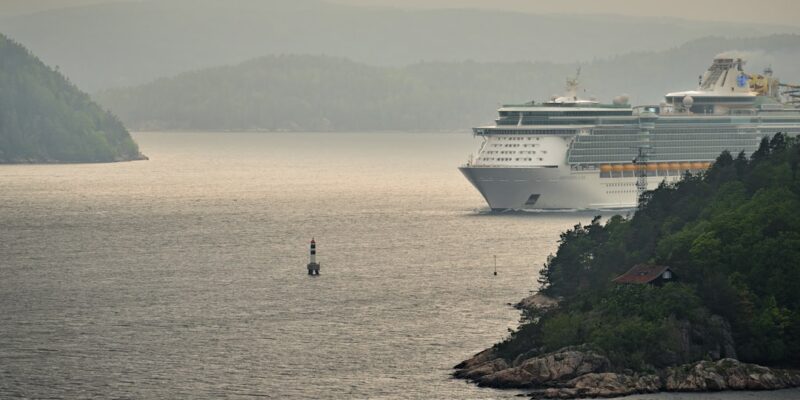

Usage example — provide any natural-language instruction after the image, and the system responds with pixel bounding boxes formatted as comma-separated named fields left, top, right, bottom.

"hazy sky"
left=332, top=0, right=800, bottom=25
left=1, top=0, right=799, bottom=26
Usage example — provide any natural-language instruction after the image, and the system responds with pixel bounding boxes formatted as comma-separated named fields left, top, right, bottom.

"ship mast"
left=565, top=67, right=581, bottom=99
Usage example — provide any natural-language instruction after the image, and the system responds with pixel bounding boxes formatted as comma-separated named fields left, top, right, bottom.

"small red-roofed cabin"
left=612, top=264, right=674, bottom=285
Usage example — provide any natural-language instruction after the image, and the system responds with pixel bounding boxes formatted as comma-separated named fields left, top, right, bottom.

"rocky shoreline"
left=454, top=294, right=800, bottom=398
left=0, top=153, right=149, bottom=164
left=455, top=347, right=800, bottom=398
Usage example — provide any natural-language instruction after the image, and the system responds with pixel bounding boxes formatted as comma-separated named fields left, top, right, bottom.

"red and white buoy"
left=307, top=238, right=320, bottom=275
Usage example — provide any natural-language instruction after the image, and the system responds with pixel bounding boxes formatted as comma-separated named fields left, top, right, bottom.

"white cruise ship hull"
left=459, top=57, right=800, bottom=211
left=460, top=166, right=674, bottom=210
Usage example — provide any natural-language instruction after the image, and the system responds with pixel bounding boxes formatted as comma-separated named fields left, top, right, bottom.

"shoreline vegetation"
left=455, top=133, right=800, bottom=398
left=0, top=34, right=145, bottom=164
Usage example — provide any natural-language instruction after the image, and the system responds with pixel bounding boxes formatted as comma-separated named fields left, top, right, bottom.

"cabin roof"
left=612, top=264, right=672, bottom=284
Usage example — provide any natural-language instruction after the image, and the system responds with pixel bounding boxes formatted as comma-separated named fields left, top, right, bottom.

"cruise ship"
left=460, top=57, right=800, bottom=210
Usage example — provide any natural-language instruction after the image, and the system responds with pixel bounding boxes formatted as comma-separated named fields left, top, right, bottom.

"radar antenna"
left=565, top=67, right=581, bottom=98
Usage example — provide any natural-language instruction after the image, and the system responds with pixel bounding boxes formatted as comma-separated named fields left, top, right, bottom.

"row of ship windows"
left=484, top=150, right=539, bottom=155
left=578, top=136, right=760, bottom=143
left=591, top=128, right=758, bottom=133
left=498, top=118, right=800, bottom=127
left=577, top=133, right=766, bottom=142
left=573, top=143, right=756, bottom=150
left=497, top=122, right=602, bottom=126
left=572, top=156, right=731, bottom=162
left=593, top=129, right=641, bottom=133
left=587, top=131, right=798, bottom=139
left=491, top=144, right=548, bottom=151
left=573, top=146, right=754, bottom=153
left=657, top=117, right=800, bottom=123
left=653, top=128, right=758, bottom=134
left=498, top=111, right=631, bottom=117
left=487, top=130, right=575, bottom=135
left=574, top=156, right=722, bottom=162
left=573, top=140, right=757, bottom=149
left=493, top=136, right=543, bottom=141
left=488, top=129, right=792, bottom=141
left=482, top=135, right=541, bottom=141
left=498, top=119, right=613, bottom=126
left=571, top=147, right=753, bottom=156
left=495, top=117, right=764, bottom=127
left=478, top=157, right=543, bottom=162
left=588, top=132, right=759, bottom=139
left=600, top=170, right=695, bottom=178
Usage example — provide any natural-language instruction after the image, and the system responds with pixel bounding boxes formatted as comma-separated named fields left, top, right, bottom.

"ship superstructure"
left=460, top=57, right=800, bottom=210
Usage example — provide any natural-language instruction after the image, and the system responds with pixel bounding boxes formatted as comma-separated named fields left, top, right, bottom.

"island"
left=0, top=34, right=145, bottom=163
left=455, top=133, right=800, bottom=398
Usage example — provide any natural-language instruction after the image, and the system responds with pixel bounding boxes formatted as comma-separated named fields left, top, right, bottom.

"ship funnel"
left=613, top=94, right=630, bottom=106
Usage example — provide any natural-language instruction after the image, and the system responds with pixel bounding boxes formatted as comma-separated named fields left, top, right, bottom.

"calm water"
left=1, top=132, right=797, bottom=399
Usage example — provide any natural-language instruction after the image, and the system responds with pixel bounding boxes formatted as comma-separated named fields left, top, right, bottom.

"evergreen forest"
left=0, top=34, right=143, bottom=163
left=498, top=133, right=800, bottom=371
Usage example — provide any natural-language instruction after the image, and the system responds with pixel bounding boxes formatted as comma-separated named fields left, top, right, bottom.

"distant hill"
left=1, top=0, right=796, bottom=92
left=95, top=35, right=800, bottom=132
left=0, top=34, right=144, bottom=163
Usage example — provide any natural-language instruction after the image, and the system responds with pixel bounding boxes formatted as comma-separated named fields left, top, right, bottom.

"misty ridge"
left=2, top=0, right=799, bottom=132
left=94, top=35, right=800, bottom=132
left=2, top=0, right=798, bottom=92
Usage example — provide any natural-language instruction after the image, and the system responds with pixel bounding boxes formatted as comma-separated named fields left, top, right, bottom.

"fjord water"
left=1, top=132, right=798, bottom=399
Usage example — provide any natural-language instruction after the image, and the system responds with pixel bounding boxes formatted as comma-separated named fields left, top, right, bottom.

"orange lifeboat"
left=612, top=164, right=624, bottom=172
left=690, top=162, right=705, bottom=170
left=623, top=164, right=637, bottom=171
left=658, top=163, right=671, bottom=170
left=600, top=164, right=613, bottom=173
left=646, top=164, right=659, bottom=171
left=703, top=162, right=713, bottom=169
left=669, top=162, right=682, bottom=170
left=679, top=162, right=692, bottom=171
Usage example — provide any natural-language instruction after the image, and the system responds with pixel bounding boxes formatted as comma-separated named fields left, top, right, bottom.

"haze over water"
left=2, top=132, right=799, bottom=399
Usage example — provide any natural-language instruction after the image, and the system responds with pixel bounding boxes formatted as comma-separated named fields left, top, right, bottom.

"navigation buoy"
left=307, top=238, right=320, bottom=275
left=494, top=255, right=498, bottom=276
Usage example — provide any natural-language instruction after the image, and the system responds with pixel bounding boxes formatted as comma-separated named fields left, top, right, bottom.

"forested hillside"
left=95, top=35, right=800, bottom=132
left=0, top=34, right=143, bottom=163
left=498, top=133, right=800, bottom=371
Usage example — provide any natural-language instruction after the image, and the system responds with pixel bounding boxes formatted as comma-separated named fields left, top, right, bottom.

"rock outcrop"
left=455, top=347, right=609, bottom=388
left=530, top=372, right=661, bottom=399
left=453, top=348, right=499, bottom=372
left=453, top=356, right=509, bottom=380
left=665, top=358, right=800, bottom=391
left=456, top=350, right=800, bottom=398
left=516, top=293, right=560, bottom=311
